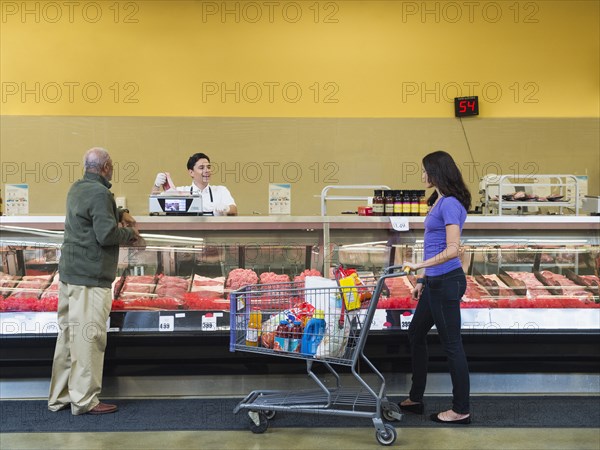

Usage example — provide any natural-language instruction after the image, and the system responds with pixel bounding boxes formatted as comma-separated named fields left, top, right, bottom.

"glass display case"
left=1, top=216, right=598, bottom=336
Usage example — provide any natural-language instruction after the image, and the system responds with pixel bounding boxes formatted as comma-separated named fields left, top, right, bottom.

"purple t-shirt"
left=423, top=196, right=467, bottom=277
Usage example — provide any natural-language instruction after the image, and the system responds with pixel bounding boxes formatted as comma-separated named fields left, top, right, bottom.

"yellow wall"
left=0, top=1, right=599, bottom=216
left=1, top=0, right=598, bottom=117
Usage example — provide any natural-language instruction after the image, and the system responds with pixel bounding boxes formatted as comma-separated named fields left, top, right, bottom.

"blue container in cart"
left=301, top=309, right=326, bottom=355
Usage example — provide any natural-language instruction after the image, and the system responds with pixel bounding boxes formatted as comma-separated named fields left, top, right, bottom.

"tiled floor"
left=2, top=428, right=599, bottom=449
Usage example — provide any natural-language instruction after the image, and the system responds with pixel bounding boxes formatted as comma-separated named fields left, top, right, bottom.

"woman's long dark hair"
left=423, top=151, right=471, bottom=211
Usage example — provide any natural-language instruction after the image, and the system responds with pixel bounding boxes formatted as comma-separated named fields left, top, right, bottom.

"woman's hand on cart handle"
left=402, top=262, right=421, bottom=274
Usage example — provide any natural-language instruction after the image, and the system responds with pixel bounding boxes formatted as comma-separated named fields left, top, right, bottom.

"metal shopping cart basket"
left=229, top=266, right=409, bottom=446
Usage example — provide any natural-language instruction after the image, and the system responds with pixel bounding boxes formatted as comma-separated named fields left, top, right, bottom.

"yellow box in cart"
left=338, top=273, right=362, bottom=311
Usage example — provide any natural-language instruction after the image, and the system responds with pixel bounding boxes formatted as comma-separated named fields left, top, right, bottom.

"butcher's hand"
left=154, top=172, right=167, bottom=187
left=121, top=211, right=136, bottom=227
left=214, top=203, right=231, bottom=216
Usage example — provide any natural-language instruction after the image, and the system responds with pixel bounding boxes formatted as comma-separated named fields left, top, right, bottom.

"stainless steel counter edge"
left=1, top=215, right=599, bottom=231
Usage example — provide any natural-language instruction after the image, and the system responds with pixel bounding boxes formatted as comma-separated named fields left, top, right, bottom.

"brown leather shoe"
left=87, top=402, right=118, bottom=415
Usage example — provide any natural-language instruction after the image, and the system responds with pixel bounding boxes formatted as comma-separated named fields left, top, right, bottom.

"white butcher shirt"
left=177, top=183, right=236, bottom=214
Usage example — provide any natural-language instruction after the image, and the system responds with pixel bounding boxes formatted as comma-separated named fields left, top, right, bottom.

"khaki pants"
left=48, top=282, right=112, bottom=415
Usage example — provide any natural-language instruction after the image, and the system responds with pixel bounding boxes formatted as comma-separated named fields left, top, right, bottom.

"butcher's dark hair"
left=187, top=153, right=211, bottom=170
left=423, top=150, right=471, bottom=211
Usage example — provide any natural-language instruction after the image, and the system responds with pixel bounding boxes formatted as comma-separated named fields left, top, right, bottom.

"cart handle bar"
left=384, top=265, right=413, bottom=275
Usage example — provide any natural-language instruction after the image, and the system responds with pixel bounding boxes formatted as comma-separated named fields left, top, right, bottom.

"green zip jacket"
left=59, top=172, right=135, bottom=288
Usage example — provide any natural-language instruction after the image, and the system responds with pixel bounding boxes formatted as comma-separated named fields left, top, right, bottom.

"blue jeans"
left=407, top=268, right=470, bottom=414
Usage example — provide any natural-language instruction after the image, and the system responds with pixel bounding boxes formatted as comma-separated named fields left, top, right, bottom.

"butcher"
left=152, top=152, right=237, bottom=216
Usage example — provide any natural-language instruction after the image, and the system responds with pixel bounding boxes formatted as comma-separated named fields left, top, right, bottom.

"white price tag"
left=390, top=217, right=410, bottom=232
left=201, top=314, right=217, bottom=331
left=400, top=311, right=414, bottom=330
left=159, top=315, right=174, bottom=332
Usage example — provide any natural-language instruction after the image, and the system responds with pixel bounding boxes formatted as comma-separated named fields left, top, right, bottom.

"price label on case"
left=400, top=311, right=414, bottom=330
left=390, top=217, right=410, bottom=232
left=159, top=315, right=174, bottom=332
left=201, top=314, right=217, bottom=331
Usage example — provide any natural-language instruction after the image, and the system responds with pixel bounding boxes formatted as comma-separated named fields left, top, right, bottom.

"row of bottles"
left=372, top=190, right=428, bottom=216
left=245, top=309, right=326, bottom=356
left=274, top=319, right=303, bottom=352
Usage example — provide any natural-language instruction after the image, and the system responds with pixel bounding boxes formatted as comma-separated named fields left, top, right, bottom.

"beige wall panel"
left=1, top=116, right=598, bottom=216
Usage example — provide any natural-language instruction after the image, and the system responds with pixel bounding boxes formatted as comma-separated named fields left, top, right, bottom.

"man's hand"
left=120, top=211, right=136, bottom=227
left=129, top=227, right=141, bottom=242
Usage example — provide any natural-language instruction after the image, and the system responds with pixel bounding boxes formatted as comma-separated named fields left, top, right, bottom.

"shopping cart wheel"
left=248, top=410, right=269, bottom=434
left=264, top=410, right=276, bottom=420
left=381, top=402, right=402, bottom=422
left=375, top=424, right=397, bottom=446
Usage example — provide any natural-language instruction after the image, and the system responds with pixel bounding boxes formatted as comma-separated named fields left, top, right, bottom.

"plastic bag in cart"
left=303, top=276, right=342, bottom=316
left=315, top=310, right=355, bottom=359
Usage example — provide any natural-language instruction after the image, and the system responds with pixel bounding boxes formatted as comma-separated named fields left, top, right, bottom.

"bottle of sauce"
left=393, top=190, right=403, bottom=217
left=419, top=190, right=428, bottom=216
left=274, top=320, right=289, bottom=351
left=289, top=321, right=303, bottom=353
left=402, top=190, right=411, bottom=216
left=246, top=309, right=262, bottom=347
left=410, top=190, right=419, bottom=216
left=384, top=190, right=395, bottom=216
left=372, top=190, right=384, bottom=216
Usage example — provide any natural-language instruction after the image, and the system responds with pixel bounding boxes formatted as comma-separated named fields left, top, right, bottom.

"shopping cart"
left=229, top=266, right=409, bottom=446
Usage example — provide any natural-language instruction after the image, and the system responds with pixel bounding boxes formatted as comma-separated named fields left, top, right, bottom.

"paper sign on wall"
left=5, top=184, right=29, bottom=215
left=269, top=183, right=291, bottom=215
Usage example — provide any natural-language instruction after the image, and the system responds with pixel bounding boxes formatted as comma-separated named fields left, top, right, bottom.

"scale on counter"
left=149, top=194, right=205, bottom=216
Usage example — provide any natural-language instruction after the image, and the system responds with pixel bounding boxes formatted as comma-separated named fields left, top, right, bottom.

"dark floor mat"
left=1, top=396, right=598, bottom=433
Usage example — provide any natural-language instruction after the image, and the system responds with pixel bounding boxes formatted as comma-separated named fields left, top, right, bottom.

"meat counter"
left=0, top=215, right=598, bottom=376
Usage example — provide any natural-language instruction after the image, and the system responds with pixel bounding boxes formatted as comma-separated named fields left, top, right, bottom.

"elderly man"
left=48, top=147, right=140, bottom=415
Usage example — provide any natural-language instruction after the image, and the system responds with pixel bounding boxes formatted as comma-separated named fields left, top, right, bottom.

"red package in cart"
left=290, top=301, right=315, bottom=326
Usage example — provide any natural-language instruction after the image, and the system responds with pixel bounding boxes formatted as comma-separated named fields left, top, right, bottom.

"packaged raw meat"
left=119, top=275, right=157, bottom=299
left=226, top=268, right=258, bottom=291
left=155, top=274, right=190, bottom=300
left=506, top=271, right=553, bottom=299
left=191, top=275, right=225, bottom=299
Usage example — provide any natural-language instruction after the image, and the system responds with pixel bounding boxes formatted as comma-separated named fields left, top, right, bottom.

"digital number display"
left=454, top=96, right=479, bottom=117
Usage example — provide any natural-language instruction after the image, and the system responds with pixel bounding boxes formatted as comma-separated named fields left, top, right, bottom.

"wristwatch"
left=417, top=277, right=426, bottom=284
left=121, top=209, right=130, bottom=214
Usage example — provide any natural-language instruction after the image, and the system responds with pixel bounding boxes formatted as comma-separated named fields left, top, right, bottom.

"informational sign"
left=269, top=183, right=291, bottom=215
left=201, top=313, right=217, bottom=331
left=389, top=216, right=410, bottom=232
left=5, top=184, right=29, bottom=215
left=159, top=315, right=174, bottom=332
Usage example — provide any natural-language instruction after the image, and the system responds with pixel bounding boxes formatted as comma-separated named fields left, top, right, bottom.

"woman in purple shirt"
left=400, top=151, right=472, bottom=424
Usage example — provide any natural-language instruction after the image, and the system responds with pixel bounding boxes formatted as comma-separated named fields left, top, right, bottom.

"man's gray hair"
left=84, top=147, right=110, bottom=172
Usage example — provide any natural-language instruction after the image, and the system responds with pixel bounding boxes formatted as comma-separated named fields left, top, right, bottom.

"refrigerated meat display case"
left=1, top=215, right=598, bottom=379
